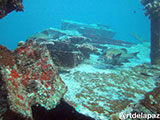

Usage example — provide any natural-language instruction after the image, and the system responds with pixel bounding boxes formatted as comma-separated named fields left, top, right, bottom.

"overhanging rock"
left=0, top=0, right=24, bottom=19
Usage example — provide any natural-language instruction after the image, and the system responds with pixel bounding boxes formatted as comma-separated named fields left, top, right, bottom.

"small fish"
left=140, top=72, right=153, bottom=77
left=133, top=10, right=136, bottom=14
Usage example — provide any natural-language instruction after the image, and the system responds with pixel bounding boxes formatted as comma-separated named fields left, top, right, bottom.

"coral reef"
left=0, top=39, right=67, bottom=119
left=0, top=0, right=24, bottom=19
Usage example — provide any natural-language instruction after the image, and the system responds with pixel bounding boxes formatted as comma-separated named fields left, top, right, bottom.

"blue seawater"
left=0, top=0, right=150, bottom=50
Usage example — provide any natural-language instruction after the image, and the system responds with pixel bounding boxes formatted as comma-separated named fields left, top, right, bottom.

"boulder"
left=0, top=39, right=67, bottom=119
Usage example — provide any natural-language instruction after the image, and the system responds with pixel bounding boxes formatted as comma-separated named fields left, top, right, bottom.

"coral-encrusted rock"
left=0, top=0, right=24, bottom=19
left=0, top=40, right=67, bottom=119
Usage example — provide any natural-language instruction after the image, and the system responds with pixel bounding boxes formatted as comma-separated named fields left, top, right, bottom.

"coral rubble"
left=0, top=0, right=24, bottom=19
left=0, top=40, right=67, bottom=119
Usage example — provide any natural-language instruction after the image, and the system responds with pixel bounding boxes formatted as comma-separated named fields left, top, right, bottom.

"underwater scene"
left=0, top=0, right=160, bottom=120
